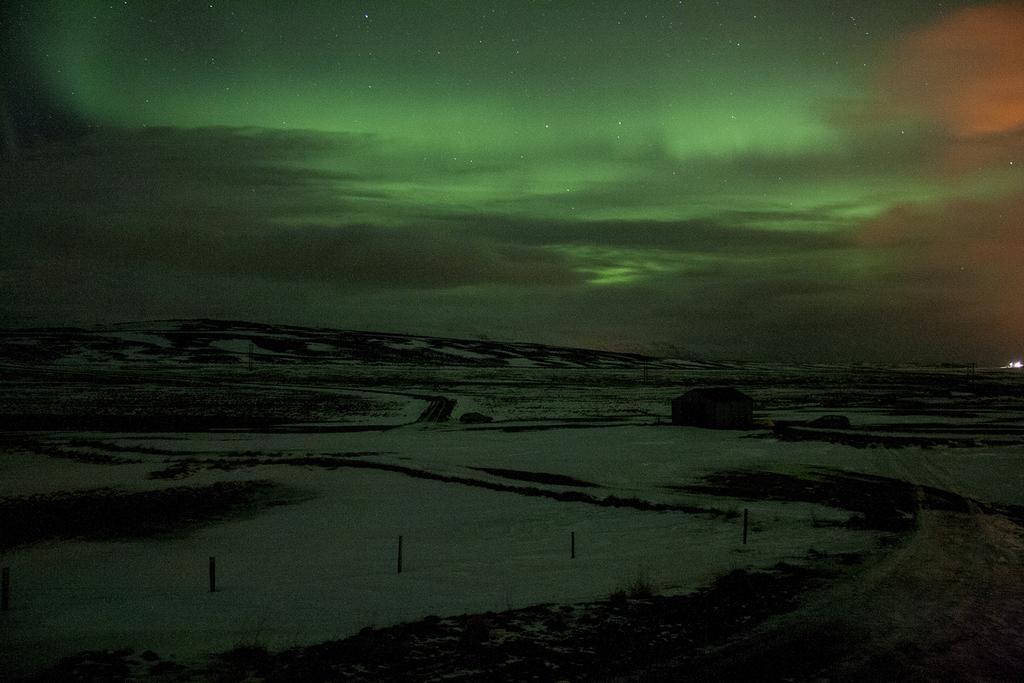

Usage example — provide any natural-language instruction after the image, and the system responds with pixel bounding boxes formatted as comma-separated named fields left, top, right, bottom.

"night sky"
left=2, top=1, right=1022, bottom=362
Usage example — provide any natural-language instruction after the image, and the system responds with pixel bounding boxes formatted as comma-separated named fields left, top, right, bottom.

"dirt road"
left=674, top=496, right=1024, bottom=681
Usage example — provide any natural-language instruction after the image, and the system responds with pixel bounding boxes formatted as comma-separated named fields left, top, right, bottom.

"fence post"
left=571, top=531, right=576, bottom=559
left=397, top=535, right=403, bottom=574
left=742, top=509, right=749, bottom=545
left=209, top=556, right=216, bottom=593
left=2, top=567, right=9, bottom=611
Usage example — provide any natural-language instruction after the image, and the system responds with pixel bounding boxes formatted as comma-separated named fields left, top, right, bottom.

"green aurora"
left=2, top=1, right=1023, bottom=361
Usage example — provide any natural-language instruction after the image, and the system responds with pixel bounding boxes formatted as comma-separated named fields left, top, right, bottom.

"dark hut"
left=671, top=387, right=754, bottom=429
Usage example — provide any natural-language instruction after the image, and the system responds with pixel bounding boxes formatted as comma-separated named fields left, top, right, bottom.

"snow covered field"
left=2, top=322, right=1024, bottom=678
left=1, top=426, right=884, bottom=676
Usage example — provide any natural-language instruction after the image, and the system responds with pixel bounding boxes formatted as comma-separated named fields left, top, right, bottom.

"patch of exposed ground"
left=0, top=481, right=310, bottom=550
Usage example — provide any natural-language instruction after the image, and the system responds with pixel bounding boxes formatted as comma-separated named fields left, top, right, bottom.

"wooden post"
left=742, top=509, right=749, bottom=545
left=397, top=535, right=403, bottom=574
left=571, top=531, right=576, bottom=559
left=2, top=567, right=9, bottom=611
left=209, top=556, right=216, bottom=593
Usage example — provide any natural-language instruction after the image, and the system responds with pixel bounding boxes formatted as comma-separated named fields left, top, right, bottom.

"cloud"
left=801, top=5, right=1024, bottom=361
left=1, top=125, right=857, bottom=294
left=881, top=2, right=1024, bottom=138
left=0, top=124, right=872, bottom=357
left=461, top=215, right=852, bottom=254
left=2, top=115, right=1018, bottom=362
left=853, top=188, right=1024, bottom=358
left=1, top=126, right=396, bottom=232
left=857, top=190, right=1024, bottom=291
left=831, top=2, right=1024, bottom=175
left=0, top=125, right=583, bottom=326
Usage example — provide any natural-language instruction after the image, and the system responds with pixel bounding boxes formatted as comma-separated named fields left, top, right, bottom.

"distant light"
left=1004, top=360, right=1024, bottom=369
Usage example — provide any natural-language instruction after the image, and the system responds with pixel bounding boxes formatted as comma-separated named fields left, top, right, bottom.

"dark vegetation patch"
left=146, top=451, right=384, bottom=480
left=852, top=422, right=1024, bottom=435
left=27, top=648, right=188, bottom=682
left=9, top=438, right=144, bottom=465
left=671, top=469, right=971, bottom=532
left=498, top=420, right=636, bottom=432
left=609, top=574, right=658, bottom=603
left=147, top=460, right=201, bottom=480
left=0, top=378, right=392, bottom=432
left=806, top=414, right=852, bottom=429
left=0, top=480, right=310, bottom=550
left=66, top=438, right=187, bottom=456
left=978, top=502, right=1024, bottom=526
left=918, top=484, right=973, bottom=513
left=186, top=564, right=831, bottom=682
left=150, top=454, right=728, bottom=516
left=30, top=648, right=135, bottom=682
left=268, top=423, right=399, bottom=433
left=0, top=414, right=281, bottom=432
left=0, top=412, right=399, bottom=432
left=770, top=423, right=1013, bottom=448
left=469, top=466, right=598, bottom=488
left=215, top=450, right=382, bottom=459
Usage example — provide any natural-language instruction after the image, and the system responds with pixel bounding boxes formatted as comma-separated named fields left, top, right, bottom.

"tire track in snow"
left=415, top=396, right=457, bottom=423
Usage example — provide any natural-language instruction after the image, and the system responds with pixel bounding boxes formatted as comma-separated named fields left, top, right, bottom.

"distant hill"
left=0, top=319, right=714, bottom=369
